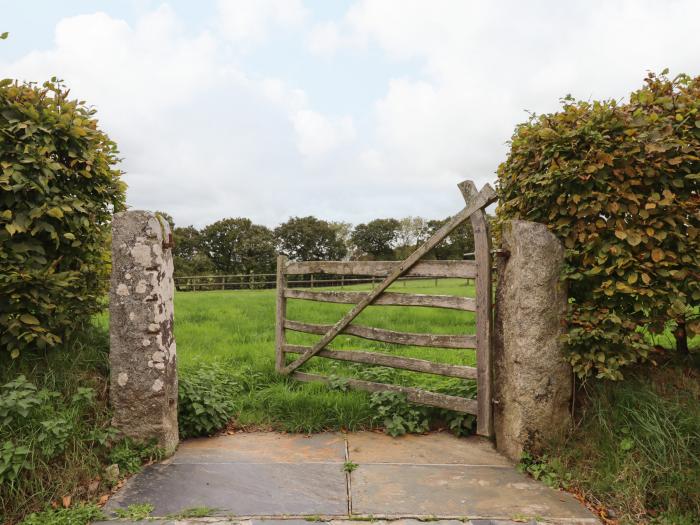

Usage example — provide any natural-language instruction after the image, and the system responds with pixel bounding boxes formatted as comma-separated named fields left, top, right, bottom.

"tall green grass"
left=545, top=365, right=700, bottom=524
left=0, top=324, right=113, bottom=524
left=170, top=278, right=477, bottom=433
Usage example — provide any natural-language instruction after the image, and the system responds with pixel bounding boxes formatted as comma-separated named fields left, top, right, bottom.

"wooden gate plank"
left=293, top=371, right=478, bottom=414
left=459, top=180, right=494, bottom=438
left=281, top=183, right=497, bottom=375
left=284, top=289, right=475, bottom=311
left=285, top=259, right=476, bottom=278
left=283, top=344, right=477, bottom=379
left=284, top=319, right=476, bottom=349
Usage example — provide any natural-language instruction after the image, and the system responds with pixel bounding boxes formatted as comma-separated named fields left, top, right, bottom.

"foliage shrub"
left=369, top=391, right=430, bottom=436
left=178, top=364, right=243, bottom=438
left=0, top=78, right=125, bottom=359
left=0, top=375, right=108, bottom=486
left=354, top=364, right=477, bottom=437
left=108, top=438, right=164, bottom=475
left=497, top=71, right=700, bottom=379
left=0, top=324, right=111, bottom=523
left=0, top=324, right=169, bottom=523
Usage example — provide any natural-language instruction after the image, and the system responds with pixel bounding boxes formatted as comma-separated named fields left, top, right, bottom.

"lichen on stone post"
left=493, top=220, right=572, bottom=461
left=109, top=210, right=178, bottom=455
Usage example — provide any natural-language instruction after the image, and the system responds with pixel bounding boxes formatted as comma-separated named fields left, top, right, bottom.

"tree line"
left=156, top=213, right=475, bottom=277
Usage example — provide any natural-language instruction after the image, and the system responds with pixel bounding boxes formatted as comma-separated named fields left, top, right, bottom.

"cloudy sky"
left=1, top=1, right=699, bottom=228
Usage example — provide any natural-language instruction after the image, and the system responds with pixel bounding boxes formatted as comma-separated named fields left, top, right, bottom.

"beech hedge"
left=497, top=71, right=700, bottom=379
left=0, top=79, right=125, bottom=358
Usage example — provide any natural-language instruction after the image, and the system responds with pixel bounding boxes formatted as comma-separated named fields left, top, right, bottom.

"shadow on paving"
left=99, top=431, right=598, bottom=524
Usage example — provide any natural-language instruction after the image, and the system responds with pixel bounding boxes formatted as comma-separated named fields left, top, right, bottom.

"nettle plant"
left=0, top=78, right=125, bottom=358
left=497, top=71, right=700, bottom=379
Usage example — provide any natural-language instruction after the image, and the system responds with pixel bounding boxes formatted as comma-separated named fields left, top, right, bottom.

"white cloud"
left=306, top=21, right=341, bottom=57
left=2, top=1, right=699, bottom=228
left=0, top=6, right=357, bottom=227
left=292, top=110, right=355, bottom=158
left=311, top=0, right=700, bottom=195
left=216, top=0, right=307, bottom=43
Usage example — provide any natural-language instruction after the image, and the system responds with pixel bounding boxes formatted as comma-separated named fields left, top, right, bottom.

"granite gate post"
left=110, top=210, right=178, bottom=455
left=494, top=220, right=572, bottom=461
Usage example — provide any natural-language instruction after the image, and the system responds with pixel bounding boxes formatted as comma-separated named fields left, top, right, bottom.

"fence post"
left=275, top=256, right=288, bottom=372
left=493, top=220, right=571, bottom=461
left=109, top=211, right=178, bottom=455
left=310, top=274, right=314, bottom=288
left=459, top=180, right=494, bottom=438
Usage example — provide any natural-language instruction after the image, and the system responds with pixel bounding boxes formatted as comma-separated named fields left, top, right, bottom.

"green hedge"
left=497, top=71, right=700, bottom=379
left=0, top=78, right=125, bottom=358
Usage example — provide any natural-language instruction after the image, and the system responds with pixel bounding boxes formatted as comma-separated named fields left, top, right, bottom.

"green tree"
left=395, top=216, right=429, bottom=259
left=0, top=78, right=125, bottom=358
left=201, top=218, right=276, bottom=274
left=351, top=218, right=400, bottom=260
left=497, top=71, right=700, bottom=379
left=275, top=216, right=347, bottom=261
left=172, top=225, right=214, bottom=276
left=425, top=218, right=475, bottom=260
left=328, top=221, right=353, bottom=260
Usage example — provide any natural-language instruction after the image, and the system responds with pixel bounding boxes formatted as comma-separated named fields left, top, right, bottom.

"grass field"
left=173, top=278, right=477, bottom=433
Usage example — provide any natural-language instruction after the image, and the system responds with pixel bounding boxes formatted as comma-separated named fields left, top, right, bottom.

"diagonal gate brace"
left=281, top=183, right=497, bottom=375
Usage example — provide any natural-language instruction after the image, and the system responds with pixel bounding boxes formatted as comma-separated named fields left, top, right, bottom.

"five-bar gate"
left=275, top=180, right=496, bottom=437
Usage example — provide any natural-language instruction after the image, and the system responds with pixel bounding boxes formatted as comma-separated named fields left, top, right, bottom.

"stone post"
left=110, top=211, right=178, bottom=455
left=493, top=220, right=571, bottom=461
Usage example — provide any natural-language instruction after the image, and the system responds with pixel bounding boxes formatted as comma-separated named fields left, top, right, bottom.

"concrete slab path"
left=99, top=431, right=598, bottom=525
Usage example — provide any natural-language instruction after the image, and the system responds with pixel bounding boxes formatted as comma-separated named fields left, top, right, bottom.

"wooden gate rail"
left=286, top=260, right=476, bottom=278
left=282, top=345, right=477, bottom=379
left=284, top=320, right=475, bottom=349
left=175, top=273, right=457, bottom=291
left=275, top=180, right=496, bottom=436
left=293, top=372, right=478, bottom=413
left=284, top=289, right=475, bottom=311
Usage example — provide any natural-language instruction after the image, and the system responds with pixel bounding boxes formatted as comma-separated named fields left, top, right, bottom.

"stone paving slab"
left=171, top=432, right=346, bottom=464
left=102, top=432, right=597, bottom=523
left=346, top=432, right=511, bottom=466
left=350, top=464, right=593, bottom=520
left=104, top=462, right=348, bottom=516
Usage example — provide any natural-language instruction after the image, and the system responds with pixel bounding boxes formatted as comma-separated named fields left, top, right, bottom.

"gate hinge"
left=492, top=249, right=510, bottom=258
left=162, top=232, right=174, bottom=250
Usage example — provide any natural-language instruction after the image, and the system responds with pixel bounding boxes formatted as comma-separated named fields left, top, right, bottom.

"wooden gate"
left=275, top=180, right=496, bottom=437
